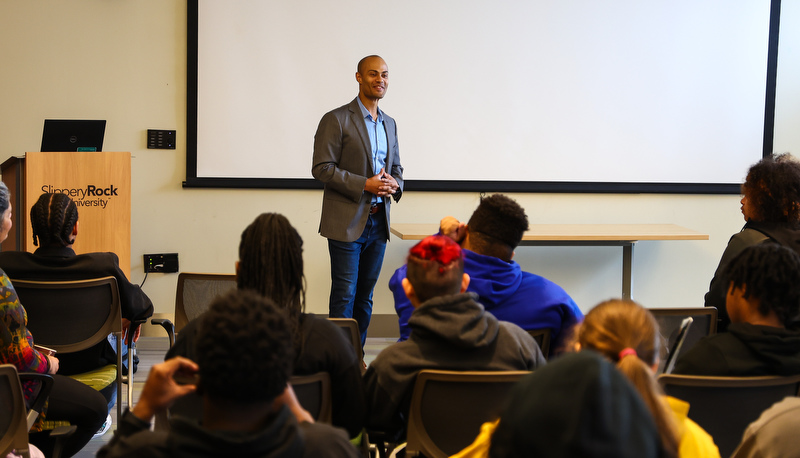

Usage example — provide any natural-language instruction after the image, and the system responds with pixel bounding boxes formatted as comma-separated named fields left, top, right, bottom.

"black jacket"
left=705, top=221, right=800, bottom=331
left=673, top=322, right=800, bottom=376
left=97, top=407, right=359, bottom=458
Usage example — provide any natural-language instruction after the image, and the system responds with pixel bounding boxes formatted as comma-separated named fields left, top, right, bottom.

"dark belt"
left=369, top=202, right=385, bottom=215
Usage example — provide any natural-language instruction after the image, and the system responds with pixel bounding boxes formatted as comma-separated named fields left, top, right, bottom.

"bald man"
left=312, top=55, right=404, bottom=347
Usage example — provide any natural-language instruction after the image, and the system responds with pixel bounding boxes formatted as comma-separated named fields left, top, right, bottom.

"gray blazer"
left=312, top=98, right=403, bottom=242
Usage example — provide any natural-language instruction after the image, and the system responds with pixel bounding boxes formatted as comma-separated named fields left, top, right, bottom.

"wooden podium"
left=0, top=152, right=131, bottom=277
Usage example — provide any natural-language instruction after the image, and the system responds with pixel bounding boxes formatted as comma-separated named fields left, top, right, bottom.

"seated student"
left=0, top=182, right=107, bottom=458
left=0, top=192, right=154, bottom=379
left=675, top=243, right=800, bottom=376
left=487, top=351, right=668, bottom=458
left=97, top=290, right=359, bottom=458
left=705, top=153, right=800, bottom=331
left=453, top=299, right=720, bottom=458
left=390, top=194, right=582, bottom=355
left=730, top=396, right=800, bottom=458
left=167, top=213, right=365, bottom=438
left=365, top=235, right=545, bottom=440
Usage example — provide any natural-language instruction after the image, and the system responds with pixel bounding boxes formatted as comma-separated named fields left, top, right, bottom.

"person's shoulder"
left=299, top=422, right=360, bottom=457
left=97, top=429, right=173, bottom=458
left=497, top=319, right=535, bottom=341
left=0, top=250, right=30, bottom=261
left=325, top=99, right=358, bottom=117
left=77, top=251, right=119, bottom=263
left=302, top=313, right=343, bottom=337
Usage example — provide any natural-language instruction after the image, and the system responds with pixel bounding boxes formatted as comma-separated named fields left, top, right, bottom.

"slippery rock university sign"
left=23, top=151, right=132, bottom=277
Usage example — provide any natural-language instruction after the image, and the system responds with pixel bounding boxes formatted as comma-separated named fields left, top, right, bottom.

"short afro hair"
left=725, top=243, right=800, bottom=326
left=195, top=290, right=294, bottom=402
left=467, top=194, right=528, bottom=259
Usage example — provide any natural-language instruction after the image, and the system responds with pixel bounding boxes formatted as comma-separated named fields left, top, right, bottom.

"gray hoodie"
left=363, top=292, right=545, bottom=438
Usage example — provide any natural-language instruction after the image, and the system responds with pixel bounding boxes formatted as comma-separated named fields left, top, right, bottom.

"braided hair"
left=30, top=193, right=79, bottom=247
left=237, top=213, right=306, bottom=355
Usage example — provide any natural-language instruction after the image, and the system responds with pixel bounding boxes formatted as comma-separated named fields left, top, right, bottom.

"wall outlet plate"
left=143, top=253, right=179, bottom=273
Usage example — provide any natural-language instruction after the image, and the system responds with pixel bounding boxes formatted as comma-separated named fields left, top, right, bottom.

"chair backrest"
left=174, top=272, right=237, bottom=332
left=290, top=372, right=332, bottom=424
left=11, top=276, right=122, bottom=353
left=525, top=328, right=551, bottom=359
left=649, top=307, right=717, bottom=372
left=161, top=372, right=332, bottom=430
left=327, top=317, right=364, bottom=364
left=406, top=370, right=530, bottom=458
left=658, top=373, right=800, bottom=457
left=0, top=364, right=34, bottom=458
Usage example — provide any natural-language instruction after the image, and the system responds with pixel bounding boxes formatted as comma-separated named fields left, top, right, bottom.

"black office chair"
left=525, top=328, right=551, bottom=359
left=151, top=272, right=237, bottom=346
left=0, top=365, right=74, bottom=458
left=658, top=373, right=800, bottom=457
left=377, top=369, right=530, bottom=458
left=649, top=307, right=717, bottom=372
left=11, top=276, right=137, bottom=421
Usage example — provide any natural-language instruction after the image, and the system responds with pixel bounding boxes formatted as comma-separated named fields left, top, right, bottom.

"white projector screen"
left=187, top=0, right=777, bottom=193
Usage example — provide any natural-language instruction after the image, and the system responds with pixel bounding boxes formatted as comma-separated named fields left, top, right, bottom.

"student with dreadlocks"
left=0, top=192, right=153, bottom=425
left=166, top=213, right=365, bottom=439
left=675, top=243, right=800, bottom=376
left=363, top=235, right=544, bottom=441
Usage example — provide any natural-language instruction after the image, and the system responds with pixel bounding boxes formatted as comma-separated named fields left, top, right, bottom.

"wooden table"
left=390, top=223, right=709, bottom=300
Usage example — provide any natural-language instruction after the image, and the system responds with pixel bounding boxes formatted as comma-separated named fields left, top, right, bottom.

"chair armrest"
left=365, top=429, right=404, bottom=458
left=50, top=425, right=78, bottom=458
left=151, top=318, right=175, bottom=347
left=18, top=372, right=55, bottom=430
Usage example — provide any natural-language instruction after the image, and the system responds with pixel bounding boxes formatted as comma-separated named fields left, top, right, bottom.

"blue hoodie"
left=390, top=249, right=582, bottom=355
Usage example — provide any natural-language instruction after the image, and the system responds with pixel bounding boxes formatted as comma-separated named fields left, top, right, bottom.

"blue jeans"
left=328, top=210, right=388, bottom=347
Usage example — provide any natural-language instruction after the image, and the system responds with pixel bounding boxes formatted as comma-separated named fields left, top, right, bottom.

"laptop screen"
left=41, top=119, right=106, bottom=152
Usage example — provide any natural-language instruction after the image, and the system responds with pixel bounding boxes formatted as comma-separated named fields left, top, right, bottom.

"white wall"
left=1, top=1, right=798, bottom=326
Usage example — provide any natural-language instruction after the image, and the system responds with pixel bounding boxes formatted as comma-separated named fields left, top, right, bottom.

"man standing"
left=312, top=55, right=403, bottom=346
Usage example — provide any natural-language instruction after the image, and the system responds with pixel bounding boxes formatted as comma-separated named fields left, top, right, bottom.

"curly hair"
left=743, top=153, right=800, bottom=223
left=237, top=213, right=306, bottom=355
left=467, top=194, right=529, bottom=261
left=195, top=289, right=294, bottom=402
left=405, top=235, right=464, bottom=304
left=575, top=299, right=680, bottom=457
left=725, top=243, right=800, bottom=326
left=30, top=193, right=79, bottom=247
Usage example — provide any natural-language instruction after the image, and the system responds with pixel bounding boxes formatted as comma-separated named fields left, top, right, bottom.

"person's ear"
left=402, top=278, right=420, bottom=308
left=461, top=273, right=470, bottom=292
left=72, top=221, right=79, bottom=237
left=235, top=261, right=240, bottom=279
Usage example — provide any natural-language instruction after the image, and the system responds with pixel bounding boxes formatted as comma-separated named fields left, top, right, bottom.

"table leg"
left=622, top=243, right=634, bottom=300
